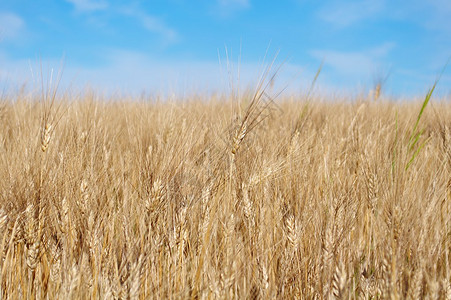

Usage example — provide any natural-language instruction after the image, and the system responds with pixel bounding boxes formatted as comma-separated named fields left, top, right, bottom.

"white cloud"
left=68, top=49, right=276, bottom=95
left=214, top=0, right=250, bottom=17
left=0, top=49, right=307, bottom=97
left=310, top=42, right=395, bottom=76
left=5, top=47, right=445, bottom=98
left=63, top=1, right=179, bottom=44
left=219, top=0, right=250, bottom=9
left=135, top=13, right=178, bottom=43
left=65, top=0, right=109, bottom=12
left=427, top=0, right=451, bottom=12
left=307, top=43, right=451, bottom=97
left=318, top=0, right=384, bottom=27
left=120, top=9, right=179, bottom=43
left=308, top=43, right=397, bottom=94
left=420, top=1, right=451, bottom=36
left=313, top=50, right=375, bottom=74
left=0, top=12, right=25, bottom=40
left=367, top=42, right=396, bottom=57
left=0, top=51, right=67, bottom=94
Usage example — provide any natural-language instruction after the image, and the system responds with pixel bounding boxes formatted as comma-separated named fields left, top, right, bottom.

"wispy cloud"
left=308, top=43, right=396, bottom=93
left=63, top=1, right=179, bottom=43
left=65, top=0, right=109, bottom=12
left=214, top=0, right=250, bottom=17
left=427, top=0, right=451, bottom=13
left=318, top=0, right=384, bottom=27
left=218, top=0, right=250, bottom=9
left=4, top=46, right=443, bottom=98
left=121, top=9, right=179, bottom=43
left=311, top=42, right=395, bottom=76
left=419, top=0, right=451, bottom=36
left=0, top=48, right=304, bottom=96
left=0, top=12, right=25, bottom=40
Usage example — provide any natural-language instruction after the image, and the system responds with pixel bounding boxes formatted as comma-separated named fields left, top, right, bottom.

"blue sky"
left=0, top=0, right=450, bottom=97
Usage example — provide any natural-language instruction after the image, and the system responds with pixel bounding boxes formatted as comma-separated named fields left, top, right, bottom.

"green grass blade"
left=408, top=83, right=435, bottom=145
left=406, top=137, right=430, bottom=170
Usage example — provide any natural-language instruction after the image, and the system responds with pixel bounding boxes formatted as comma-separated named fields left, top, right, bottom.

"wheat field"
left=0, top=86, right=450, bottom=299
